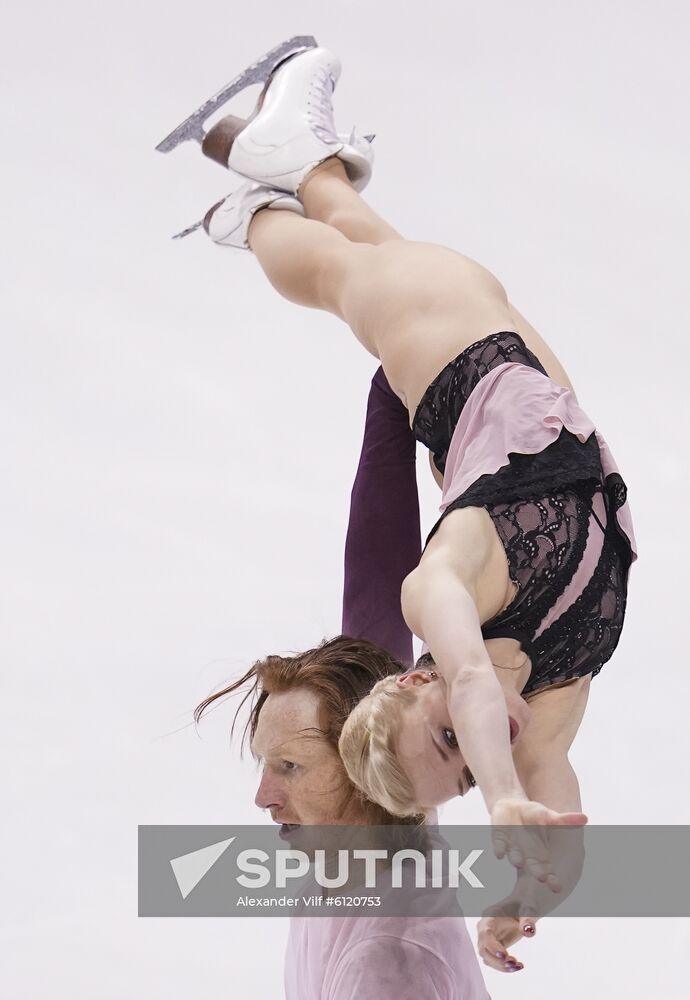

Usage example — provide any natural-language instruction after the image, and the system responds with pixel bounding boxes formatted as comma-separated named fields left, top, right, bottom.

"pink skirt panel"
left=439, top=363, right=638, bottom=560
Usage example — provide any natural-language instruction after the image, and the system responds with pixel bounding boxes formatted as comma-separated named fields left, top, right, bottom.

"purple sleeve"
left=341, top=367, right=421, bottom=666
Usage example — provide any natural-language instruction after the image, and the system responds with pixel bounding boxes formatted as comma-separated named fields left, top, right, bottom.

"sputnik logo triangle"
left=169, top=837, right=236, bottom=900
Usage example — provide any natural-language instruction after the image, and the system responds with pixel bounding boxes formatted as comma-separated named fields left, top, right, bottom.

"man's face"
left=251, top=688, right=360, bottom=832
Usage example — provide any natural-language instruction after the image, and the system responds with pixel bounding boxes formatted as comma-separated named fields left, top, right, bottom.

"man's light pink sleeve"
left=327, top=937, right=455, bottom=1000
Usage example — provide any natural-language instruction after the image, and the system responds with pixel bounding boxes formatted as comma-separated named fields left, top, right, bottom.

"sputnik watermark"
left=139, top=824, right=690, bottom=917
left=172, top=843, right=484, bottom=895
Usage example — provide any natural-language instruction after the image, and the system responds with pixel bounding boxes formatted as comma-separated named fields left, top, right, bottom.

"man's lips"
left=509, top=716, right=520, bottom=743
left=278, top=823, right=301, bottom=840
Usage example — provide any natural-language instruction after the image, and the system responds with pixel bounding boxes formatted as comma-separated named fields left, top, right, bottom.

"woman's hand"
left=476, top=912, right=537, bottom=973
left=477, top=868, right=544, bottom=972
left=490, top=797, right=588, bottom=890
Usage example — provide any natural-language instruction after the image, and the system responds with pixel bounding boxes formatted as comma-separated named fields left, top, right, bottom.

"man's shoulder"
left=329, top=932, right=455, bottom=999
left=288, top=917, right=489, bottom=1000
left=331, top=917, right=485, bottom=991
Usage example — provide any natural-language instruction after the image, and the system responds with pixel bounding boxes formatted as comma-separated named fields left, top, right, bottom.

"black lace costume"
left=411, top=332, right=634, bottom=697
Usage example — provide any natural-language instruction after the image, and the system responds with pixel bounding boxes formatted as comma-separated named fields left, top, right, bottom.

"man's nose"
left=254, top=768, right=287, bottom=812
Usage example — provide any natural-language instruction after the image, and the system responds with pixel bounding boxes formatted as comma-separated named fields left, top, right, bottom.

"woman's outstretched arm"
left=401, top=556, right=587, bottom=876
left=477, top=755, right=587, bottom=972
left=342, top=367, right=421, bottom=666
left=402, top=559, right=528, bottom=808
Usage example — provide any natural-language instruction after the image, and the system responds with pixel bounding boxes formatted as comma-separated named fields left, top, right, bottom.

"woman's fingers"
left=551, top=810, right=588, bottom=825
left=481, top=948, right=524, bottom=973
left=524, top=854, right=562, bottom=891
left=545, top=871, right=561, bottom=892
left=492, top=828, right=509, bottom=860
left=477, top=919, right=526, bottom=972
left=524, top=856, right=545, bottom=880
left=494, top=827, right=560, bottom=889
left=497, top=826, right=572, bottom=890
left=491, top=799, right=587, bottom=891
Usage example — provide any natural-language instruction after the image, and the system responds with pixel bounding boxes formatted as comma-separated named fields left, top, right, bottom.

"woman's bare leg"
left=247, top=164, right=572, bottom=412
left=300, top=158, right=403, bottom=244
left=298, top=160, right=575, bottom=394
left=246, top=209, right=378, bottom=330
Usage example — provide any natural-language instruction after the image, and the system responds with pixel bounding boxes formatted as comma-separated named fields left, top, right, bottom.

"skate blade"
left=172, top=219, right=204, bottom=240
left=156, top=35, right=318, bottom=152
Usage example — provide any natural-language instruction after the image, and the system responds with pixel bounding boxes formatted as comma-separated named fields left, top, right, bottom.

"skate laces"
left=307, top=65, right=338, bottom=143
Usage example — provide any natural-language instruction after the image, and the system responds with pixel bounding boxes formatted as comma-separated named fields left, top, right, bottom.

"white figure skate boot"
left=171, top=127, right=372, bottom=241
left=201, top=182, right=303, bottom=249
left=204, top=47, right=372, bottom=195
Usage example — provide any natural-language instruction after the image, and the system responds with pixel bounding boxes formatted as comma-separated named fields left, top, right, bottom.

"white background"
left=3, top=1, right=690, bottom=996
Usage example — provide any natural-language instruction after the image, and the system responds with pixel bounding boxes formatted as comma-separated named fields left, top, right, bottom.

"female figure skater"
left=195, top=45, right=636, bottom=873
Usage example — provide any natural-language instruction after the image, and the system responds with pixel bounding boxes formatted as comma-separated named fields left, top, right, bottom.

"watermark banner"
left=138, top=824, right=690, bottom=917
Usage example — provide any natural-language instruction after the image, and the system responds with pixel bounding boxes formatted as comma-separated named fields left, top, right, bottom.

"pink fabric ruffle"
left=439, top=362, right=637, bottom=559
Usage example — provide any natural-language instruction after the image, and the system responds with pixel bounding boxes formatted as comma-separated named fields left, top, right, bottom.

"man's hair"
left=338, top=675, right=423, bottom=818
left=194, top=634, right=424, bottom=826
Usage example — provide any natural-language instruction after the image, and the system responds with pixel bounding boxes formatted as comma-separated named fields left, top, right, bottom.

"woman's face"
left=395, top=671, right=517, bottom=810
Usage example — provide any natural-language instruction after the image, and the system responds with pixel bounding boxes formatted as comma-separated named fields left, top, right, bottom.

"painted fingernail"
left=523, top=923, right=535, bottom=934
left=495, top=951, right=507, bottom=959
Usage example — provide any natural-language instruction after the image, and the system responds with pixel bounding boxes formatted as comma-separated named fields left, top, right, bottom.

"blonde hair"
left=338, top=675, right=424, bottom=818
